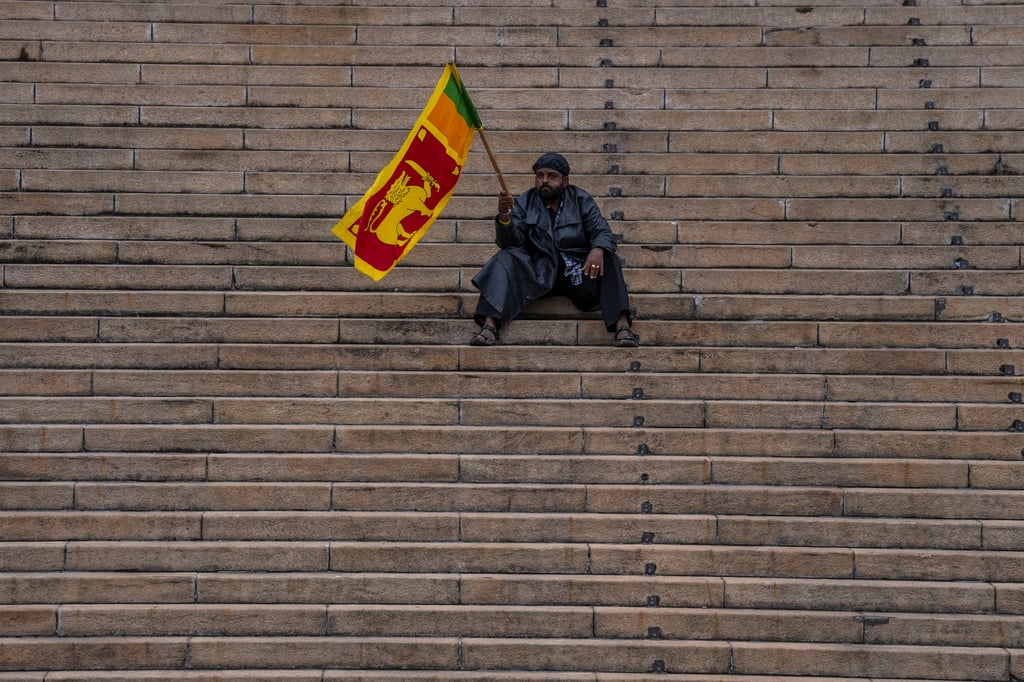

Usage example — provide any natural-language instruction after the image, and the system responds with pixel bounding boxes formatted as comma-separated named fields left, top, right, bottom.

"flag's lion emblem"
left=366, top=160, right=441, bottom=247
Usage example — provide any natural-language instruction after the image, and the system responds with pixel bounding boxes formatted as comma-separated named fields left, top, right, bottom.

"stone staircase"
left=2, top=0, right=1024, bottom=679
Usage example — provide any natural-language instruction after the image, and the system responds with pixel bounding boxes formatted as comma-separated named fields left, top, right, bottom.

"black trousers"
left=475, top=249, right=633, bottom=332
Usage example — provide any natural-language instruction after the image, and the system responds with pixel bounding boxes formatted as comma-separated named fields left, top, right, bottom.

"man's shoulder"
left=566, top=185, right=598, bottom=206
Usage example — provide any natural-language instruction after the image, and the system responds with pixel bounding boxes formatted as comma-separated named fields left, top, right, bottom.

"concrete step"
left=7, top=236, right=1016, bottom=269
left=5, top=395, right=1015, bottom=432
left=4, top=537, right=1021, bottom=581
left=49, top=269, right=965, bottom=311
left=4, top=289, right=1009, bottom=324
left=2, top=168, right=1024, bottom=205
left=3, top=450, right=1019, bottom=490
left=10, top=317, right=1022, bottom=349
left=3, top=369, right=1021, bottom=405
left=188, top=572, right=1015, bottom=612
left=3, top=164, right=743, bottom=196
left=7, top=602, right=1020, bottom=646
left=2, top=507, right=999, bottom=548
left=11, top=266, right=1023, bottom=301
left=0, top=665, right=1007, bottom=682
left=1, top=635, right=1003, bottom=678
left=11, top=339, right=983, bottom=372
left=0, top=473, right=992, bottom=516
left=3, top=422, right=1023, bottom=459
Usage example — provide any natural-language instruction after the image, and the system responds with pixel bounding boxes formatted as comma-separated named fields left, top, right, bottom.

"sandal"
left=614, top=325, right=640, bottom=347
left=469, top=323, right=498, bottom=346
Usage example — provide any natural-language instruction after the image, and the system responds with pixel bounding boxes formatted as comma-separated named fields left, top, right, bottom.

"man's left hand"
left=584, top=247, right=604, bottom=279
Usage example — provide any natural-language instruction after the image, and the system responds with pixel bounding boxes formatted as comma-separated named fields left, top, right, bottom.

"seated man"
left=469, top=152, right=639, bottom=347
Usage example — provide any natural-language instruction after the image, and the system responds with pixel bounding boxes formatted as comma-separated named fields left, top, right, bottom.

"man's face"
left=535, top=168, right=567, bottom=202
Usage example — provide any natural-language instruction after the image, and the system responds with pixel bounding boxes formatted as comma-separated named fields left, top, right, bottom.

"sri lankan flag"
left=332, top=63, right=482, bottom=280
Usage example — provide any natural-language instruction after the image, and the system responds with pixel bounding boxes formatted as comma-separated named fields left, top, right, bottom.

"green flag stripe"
left=444, top=73, right=482, bottom=129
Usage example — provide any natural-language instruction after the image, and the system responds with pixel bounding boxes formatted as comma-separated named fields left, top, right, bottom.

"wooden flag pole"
left=476, top=127, right=510, bottom=195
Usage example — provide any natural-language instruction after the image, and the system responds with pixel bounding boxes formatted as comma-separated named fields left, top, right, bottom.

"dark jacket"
left=471, top=185, right=617, bottom=323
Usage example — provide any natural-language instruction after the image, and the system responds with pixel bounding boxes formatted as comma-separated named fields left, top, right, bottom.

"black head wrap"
left=532, top=152, right=570, bottom=176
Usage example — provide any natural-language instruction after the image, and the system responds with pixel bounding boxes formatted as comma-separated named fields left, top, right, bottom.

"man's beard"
left=538, top=185, right=563, bottom=202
